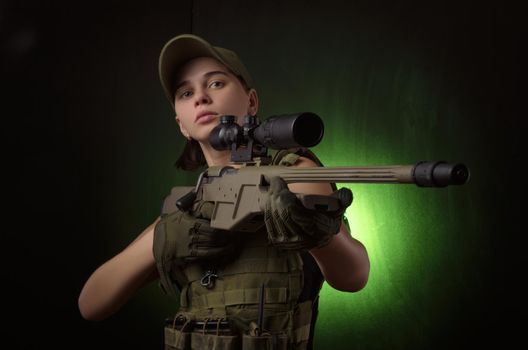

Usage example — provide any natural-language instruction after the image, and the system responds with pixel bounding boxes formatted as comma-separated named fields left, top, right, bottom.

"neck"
left=198, top=141, right=232, bottom=167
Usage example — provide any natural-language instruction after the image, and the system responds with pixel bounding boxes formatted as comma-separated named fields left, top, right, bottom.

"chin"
left=195, top=125, right=219, bottom=142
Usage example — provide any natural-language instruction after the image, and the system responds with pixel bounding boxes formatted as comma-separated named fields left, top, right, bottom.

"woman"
left=78, top=34, right=370, bottom=349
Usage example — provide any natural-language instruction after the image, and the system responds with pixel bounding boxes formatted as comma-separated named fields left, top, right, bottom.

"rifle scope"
left=209, top=112, right=324, bottom=151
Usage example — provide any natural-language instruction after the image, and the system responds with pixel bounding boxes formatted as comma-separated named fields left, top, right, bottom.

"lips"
left=195, top=111, right=218, bottom=124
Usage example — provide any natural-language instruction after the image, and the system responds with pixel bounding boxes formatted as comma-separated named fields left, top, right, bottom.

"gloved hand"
left=153, top=200, right=237, bottom=267
left=264, top=177, right=352, bottom=250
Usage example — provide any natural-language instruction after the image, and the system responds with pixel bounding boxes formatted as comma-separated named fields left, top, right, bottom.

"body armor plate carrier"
left=154, top=149, right=330, bottom=350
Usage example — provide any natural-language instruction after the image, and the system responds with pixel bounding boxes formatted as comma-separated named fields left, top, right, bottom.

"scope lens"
left=292, top=112, right=324, bottom=147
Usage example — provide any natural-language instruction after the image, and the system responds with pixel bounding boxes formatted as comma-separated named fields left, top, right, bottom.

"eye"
left=208, top=80, right=225, bottom=89
left=178, top=90, right=193, bottom=99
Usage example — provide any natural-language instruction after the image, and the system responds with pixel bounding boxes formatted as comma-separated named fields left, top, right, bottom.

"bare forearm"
left=287, top=158, right=370, bottom=292
left=78, top=219, right=159, bottom=321
left=310, top=224, right=370, bottom=292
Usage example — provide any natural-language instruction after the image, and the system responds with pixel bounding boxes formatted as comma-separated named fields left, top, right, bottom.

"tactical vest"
left=154, top=149, right=331, bottom=350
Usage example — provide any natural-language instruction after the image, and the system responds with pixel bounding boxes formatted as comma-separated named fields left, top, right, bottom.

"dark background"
left=2, top=0, right=523, bottom=349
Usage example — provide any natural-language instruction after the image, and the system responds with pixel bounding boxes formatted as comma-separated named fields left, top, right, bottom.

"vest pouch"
left=164, top=326, right=191, bottom=350
left=191, top=332, right=240, bottom=349
left=242, top=333, right=288, bottom=350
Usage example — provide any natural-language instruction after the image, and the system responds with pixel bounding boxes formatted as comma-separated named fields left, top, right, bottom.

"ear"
left=175, top=115, right=192, bottom=140
left=247, top=89, right=259, bottom=116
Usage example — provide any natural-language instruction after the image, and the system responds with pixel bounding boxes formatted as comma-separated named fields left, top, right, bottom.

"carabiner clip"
left=200, top=269, right=218, bottom=289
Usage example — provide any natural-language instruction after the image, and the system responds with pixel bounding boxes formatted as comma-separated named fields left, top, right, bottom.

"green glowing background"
left=4, top=0, right=521, bottom=349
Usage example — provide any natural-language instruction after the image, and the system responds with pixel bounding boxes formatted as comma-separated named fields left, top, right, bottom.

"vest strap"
left=180, top=284, right=190, bottom=308
left=294, top=323, right=311, bottom=343
left=292, top=300, right=314, bottom=343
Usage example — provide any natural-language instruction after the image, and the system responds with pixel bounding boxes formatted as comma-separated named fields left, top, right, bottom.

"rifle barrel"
left=279, top=166, right=414, bottom=183
left=267, top=161, right=469, bottom=187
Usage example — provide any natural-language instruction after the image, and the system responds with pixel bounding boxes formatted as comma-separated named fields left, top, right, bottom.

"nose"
left=194, top=89, right=211, bottom=107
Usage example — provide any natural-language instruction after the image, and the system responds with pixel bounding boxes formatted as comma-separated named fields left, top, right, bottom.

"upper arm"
left=128, top=217, right=161, bottom=247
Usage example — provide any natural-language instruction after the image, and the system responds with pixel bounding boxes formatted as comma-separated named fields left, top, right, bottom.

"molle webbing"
left=179, top=231, right=303, bottom=311
left=191, top=287, right=289, bottom=308
left=181, top=255, right=297, bottom=283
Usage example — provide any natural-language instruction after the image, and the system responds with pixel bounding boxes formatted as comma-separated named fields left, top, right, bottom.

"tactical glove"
left=264, top=176, right=352, bottom=250
left=153, top=201, right=237, bottom=267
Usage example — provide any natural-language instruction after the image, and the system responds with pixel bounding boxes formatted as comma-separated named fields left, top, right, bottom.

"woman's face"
left=173, top=57, right=258, bottom=143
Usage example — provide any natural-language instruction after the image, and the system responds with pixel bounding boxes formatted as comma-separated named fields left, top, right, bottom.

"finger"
left=274, top=241, right=309, bottom=250
left=284, top=195, right=315, bottom=223
left=264, top=204, right=279, bottom=241
left=273, top=185, right=313, bottom=239
left=193, top=246, right=234, bottom=259
left=270, top=196, right=289, bottom=242
left=313, top=213, right=341, bottom=235
left=282, top=210, right=315, bottom=239
left=275, top=197, right=313, bottom=241
left=269, top=176, right=288, bottom=195
left=194, top=233, right=230, bottom=247
left=192, top=201, right=215, bottom=219
left=275, top=187, right=301, bottom=236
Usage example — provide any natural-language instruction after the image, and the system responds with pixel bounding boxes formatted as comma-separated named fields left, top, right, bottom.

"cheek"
left=175, top=104, right=192, bottom=123
left=178, top=117, right=193, bottom=132
left=175, top=114, right=193, bottom=132
left=227, top=91, right=250, bottom=115
left=174, top=102, right=183, bottom=116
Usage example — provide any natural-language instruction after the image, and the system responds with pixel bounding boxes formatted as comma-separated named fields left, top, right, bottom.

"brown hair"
left=174, top=139, right=207, bottom=171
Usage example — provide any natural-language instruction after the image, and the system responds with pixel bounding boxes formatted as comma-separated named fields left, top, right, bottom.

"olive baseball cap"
left=158, top=34, right=254, bottom=105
